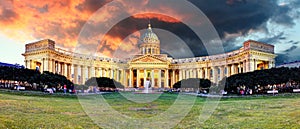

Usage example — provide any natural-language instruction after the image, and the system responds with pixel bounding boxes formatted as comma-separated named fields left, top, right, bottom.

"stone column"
left=61, top=63, right=65, bottom=75
left=62, top=63, right=65, bottom=76
left=29, top=60, right=32, bottom=69
left=115, top=69, right=118, bottom=80
left=57, top=62, right=60, bottom=74
left=119, top=69, right=123, bottom=85
left=57, top=62, right=64, bottom=76
left=129, top=69, right=133, bottom=87
left=179, top=69, right=182, bottom=81
left=236, top=64, right=239, bottom=74
left=81, top=66, right=86, bottom=85
left=213, top=67, right=218, bottom=83
left=231, top=64, right=235, bottom=75
left=200, top=68, right=203, bottom=78
left=40, top=58, right=44, bottom=72
left=44, top=58, right=48, bottom=72
left=204, top=67, right=208, bottom=79
left=24, top=60, right=28, bottom=69
left=220, top=66, right=224, bottom=80
left=116, top=70, right=120, bottom=82
left=87, top=66, right=91, bottom=80
left=239, top=62, right=242, bottom=73
left=95, top=67, right=99, bottom=77
left=64, top=63, right=68, bottom=77
left=186, top=69, right=190, bottom=79
left=226, top=65, right=231, bottom=77
left=99, top=68, right=103, bottom=77
left=208, top=68, right=211, bottom=80
left=243, top=61, right=246, bottom=73
left=172, top=70, right=175, bottom=87
left=158, top=69, right=162, bottom=88
left=144, top=69, right=147, bottom=87
left=123, top=69, right=127, bottom=87
left=182, top=69, right=186, bottom=79
left=254, top=59, right=257, bottom=70
left=55, top=62, right=58, bottom=73
left=110, top=69, right=114, bottom=79
left=165, top=69, right=169, bottom=88
left=74, top=65, right=78, bottom=84
left=52, top=60, right=56, bottom=73
left=92, top=67, right=96, bottom=78
left=151, top=69, right=154, bottom=87
left=104, top=69, right=107, bottom=78
left=136, top=69, right=140, bottom=87
left=245, top=60, right=249, bottom=72
left=249, top=59, right=255, bottom=72
left=48, top=59, right=52, bottom=73
left=67, top=64, right=71, bottom=79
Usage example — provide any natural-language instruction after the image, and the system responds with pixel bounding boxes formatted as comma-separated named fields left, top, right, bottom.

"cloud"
left=0, top=1, right=19, bottom=25
left=258, top=32, right=286, bottom=44
left=0, top=0, right=299, bottom=62
left=132, top=13, right=180, bottom=23
left=284, top=45, right=297, bottom=53
left=271, top=4, right=295, bottom=27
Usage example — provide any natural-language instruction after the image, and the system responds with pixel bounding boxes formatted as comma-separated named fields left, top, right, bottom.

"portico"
left=22, top=24, right=276, bottom=87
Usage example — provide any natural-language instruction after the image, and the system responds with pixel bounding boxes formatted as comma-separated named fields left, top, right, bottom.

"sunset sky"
left=0, top=0, right=299, bottom=65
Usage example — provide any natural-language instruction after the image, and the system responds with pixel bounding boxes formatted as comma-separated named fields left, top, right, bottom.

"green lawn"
left=0, top=91, right=299, bottom=129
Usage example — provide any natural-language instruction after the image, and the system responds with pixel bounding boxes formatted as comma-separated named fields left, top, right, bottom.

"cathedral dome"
left=140, top=24, right=160, bottom=44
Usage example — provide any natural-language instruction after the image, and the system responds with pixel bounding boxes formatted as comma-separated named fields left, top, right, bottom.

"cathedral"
left=22, top=24, right=276, bottom=88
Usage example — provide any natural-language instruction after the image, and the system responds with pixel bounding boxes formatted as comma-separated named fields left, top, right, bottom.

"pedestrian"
left=63, top=84, right=67, bottom=94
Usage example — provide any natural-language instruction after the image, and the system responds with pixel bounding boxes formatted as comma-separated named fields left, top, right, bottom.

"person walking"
left=63, top=84, right=67, bottom=94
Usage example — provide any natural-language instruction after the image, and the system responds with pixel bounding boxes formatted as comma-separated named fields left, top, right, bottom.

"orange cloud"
left=97, top=31, right=140, bottom=57
left=132, top=13, right=180, bottom=23
left=0, top=0, right=191, bottom=58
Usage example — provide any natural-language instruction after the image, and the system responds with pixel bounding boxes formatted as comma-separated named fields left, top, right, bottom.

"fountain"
left=143, top=79, right=151, bottom=93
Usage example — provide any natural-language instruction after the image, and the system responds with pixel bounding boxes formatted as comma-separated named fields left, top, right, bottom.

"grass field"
left=0, top=91, right=299, bottom=128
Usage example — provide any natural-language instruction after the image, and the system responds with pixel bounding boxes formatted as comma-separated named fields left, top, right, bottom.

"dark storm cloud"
left=104, top=17, right=209, bottom=56
left=101, top=0, right=298, bottom=57
left=271, top=4, right=295, bottom=27
left=284, top=45, right=297, bottom=53
left=290, top=0, right=300, bottom=8
left=275, top=54, right=290, bottom=65
left=188, top=0, right=277, bottom=37
left=75, top=0, right=112, bottom=13
left=258, top=32, right=286, bottom=44
left=61, top=0, right=300, bottom=60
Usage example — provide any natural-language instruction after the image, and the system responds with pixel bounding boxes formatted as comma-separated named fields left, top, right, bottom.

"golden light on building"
left=22, top=24, right=276, bottom=88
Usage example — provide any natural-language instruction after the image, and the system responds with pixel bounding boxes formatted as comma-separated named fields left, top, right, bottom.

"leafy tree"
left=173, top=78, right=212, bottom=89
left=85, top=77, right=124, bottom=89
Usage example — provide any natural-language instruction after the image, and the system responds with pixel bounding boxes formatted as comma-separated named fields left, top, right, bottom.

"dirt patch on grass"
left=129, top=107, right=152, bottom=111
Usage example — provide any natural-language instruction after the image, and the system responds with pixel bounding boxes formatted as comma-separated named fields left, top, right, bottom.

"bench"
left=293, top=89, right=300, bottom=93
left=267, top=90, right=278, bottom=94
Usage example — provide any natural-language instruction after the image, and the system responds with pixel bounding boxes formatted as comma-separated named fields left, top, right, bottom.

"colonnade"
left=24, top=58, right=275, bottom=87
left=129, top=69, right=170, bottom=88
left=177, top=59, right=275, bottom=83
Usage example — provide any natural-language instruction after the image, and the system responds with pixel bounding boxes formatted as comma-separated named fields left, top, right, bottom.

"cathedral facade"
left=22, top=24, right=276, bottom=88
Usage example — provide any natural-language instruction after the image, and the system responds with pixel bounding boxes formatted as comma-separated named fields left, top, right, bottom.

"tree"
left=85, top=77, right=124, bottom=89
left=172, top=78, right=212, bottom=89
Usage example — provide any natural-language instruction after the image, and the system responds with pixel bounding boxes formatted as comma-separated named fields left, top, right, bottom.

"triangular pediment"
left=130, top=55, right=167, bottom=63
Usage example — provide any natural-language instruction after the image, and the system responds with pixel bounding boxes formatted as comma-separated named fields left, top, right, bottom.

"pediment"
left=130, top=55, right=167, bottom=63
